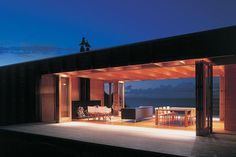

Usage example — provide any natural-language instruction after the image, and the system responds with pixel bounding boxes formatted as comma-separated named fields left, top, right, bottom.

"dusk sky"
left=0, top=0, right=235, bottom=93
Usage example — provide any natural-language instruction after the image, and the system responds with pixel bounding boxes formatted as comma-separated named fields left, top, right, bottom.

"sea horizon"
left=125, top=97, right=219, bottom=116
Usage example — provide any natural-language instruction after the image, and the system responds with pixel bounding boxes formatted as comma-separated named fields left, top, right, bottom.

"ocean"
left=125, top=97, right=219, bottom=116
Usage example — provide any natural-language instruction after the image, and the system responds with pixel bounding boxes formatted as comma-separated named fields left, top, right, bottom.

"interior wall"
left=40, top=74, right=55, bottom=122
left=225, top=64, right=236, bottom=131
left=90, top=79, right=104, bottom=106
left=71, top=77, right=80, bottom=101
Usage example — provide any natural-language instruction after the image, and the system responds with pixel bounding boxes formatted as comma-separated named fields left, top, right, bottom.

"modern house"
left=0, top=25, right=236, bottom=137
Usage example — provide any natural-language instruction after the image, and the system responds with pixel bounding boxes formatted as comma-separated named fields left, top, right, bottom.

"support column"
left=219, top=76, right=225, bottom=121
left=118, top=81, right=125, bottom=109
left=108, top=83, right=112, bottom=108
left=113, top=82, right=119, bottom=116
left=112, top=81, right=125, bottom=116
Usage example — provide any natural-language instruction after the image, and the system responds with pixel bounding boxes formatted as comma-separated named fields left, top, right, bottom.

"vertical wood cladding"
left=225, top=64, right=236, bottom=131
left=0, top=69, right=7, bottom=124
left=0, top=64, right=40, bottom=125
left=40, top=74, right=56, bottom=122
left=90, top=79, right=104, bottom=106
left=71, top=77, right=80, bottom=101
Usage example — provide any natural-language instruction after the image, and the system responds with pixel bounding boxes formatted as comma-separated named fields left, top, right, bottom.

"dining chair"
left=104, top=107, right=112, bottom=120
left=87, top=106, right=93, bottom=120
left=98, top=106, right=106, bottom=120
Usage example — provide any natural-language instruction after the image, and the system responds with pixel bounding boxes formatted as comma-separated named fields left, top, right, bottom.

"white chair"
left=98, top=106, right=106, bottom=120
left=104, top=107, right=112, bottom=120
left=157, top=107, right=165, bottom=125
left=87, top=106, right=97, bottom=120
left=163, top=106, right=167, bottom=114
left=166, top=106, right=170, bottom=113
left=187, top=108, right=196, bottom=125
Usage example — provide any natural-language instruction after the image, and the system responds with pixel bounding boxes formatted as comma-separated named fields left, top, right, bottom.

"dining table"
left=155, top=107, right=195, bottom=127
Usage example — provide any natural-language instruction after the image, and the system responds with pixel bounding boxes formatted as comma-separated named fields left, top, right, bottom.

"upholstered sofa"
left=121, top=106, right=153, bottom=122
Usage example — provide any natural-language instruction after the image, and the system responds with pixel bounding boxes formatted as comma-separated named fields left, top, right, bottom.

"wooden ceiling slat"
left=62, top=61, right=224, bottom=81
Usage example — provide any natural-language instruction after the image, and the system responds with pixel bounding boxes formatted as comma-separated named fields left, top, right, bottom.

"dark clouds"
left=125, top=82, right=195, bottom=98
left=0, top=45, right=79, bottom=57
left=125, top=78, right=219, bottom=99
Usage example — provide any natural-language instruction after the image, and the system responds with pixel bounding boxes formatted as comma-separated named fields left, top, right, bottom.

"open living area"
left=40, top=58, right=229, bottom=135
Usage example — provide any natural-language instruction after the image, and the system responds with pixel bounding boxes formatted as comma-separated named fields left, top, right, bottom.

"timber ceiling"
left=57, top=59, right=224, bottom=81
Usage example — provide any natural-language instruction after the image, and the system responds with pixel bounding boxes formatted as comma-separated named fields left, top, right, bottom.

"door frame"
left=57, top=75, right=72, bottom=123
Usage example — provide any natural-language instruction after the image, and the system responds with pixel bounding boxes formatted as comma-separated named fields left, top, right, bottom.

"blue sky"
left=0, top=0, right=235, bottom=94
left=1, top=0, right=236, bottom=66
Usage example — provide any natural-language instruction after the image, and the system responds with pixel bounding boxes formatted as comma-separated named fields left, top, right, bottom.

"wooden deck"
left=77, top=116, right=196, bottom=131
left=1, top=121, right=236, bottom=157
left=76, top=116, right=233, bottom=134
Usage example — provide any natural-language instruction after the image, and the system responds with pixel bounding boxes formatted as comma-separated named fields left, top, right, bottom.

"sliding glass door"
left=59, top=76, right=71, bottom=122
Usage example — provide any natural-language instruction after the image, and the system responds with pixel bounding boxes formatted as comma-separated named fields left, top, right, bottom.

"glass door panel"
left=59, top=76, right=71, bottom=122
left=196, top=61, right=213, bottom=136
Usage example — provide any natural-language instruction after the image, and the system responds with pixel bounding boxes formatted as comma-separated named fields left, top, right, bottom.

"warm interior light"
left=213, top=117, right=220, bottom=121
left=111, top=67, right=123, bottom=71
left=53, top=122, right=196, bottom=141
left=154, top=63, right=162, bottom=67
left=60, top=74, right=68, bottom=77
left=126, top=65, right=141, bottom=70
left=80, top=75, right=88, bottom=77
left=149, top=74, right=156, bottom=77
left=93, top=68, right=107, bottom=72
left=179, top=60, right=185, bottom=64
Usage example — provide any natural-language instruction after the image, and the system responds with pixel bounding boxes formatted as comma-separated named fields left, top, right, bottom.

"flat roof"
left=1, top=25, right=236, bottom=74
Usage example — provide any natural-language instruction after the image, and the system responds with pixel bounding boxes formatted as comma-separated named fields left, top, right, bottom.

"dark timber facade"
left=0, top=26, right=236, bottom=136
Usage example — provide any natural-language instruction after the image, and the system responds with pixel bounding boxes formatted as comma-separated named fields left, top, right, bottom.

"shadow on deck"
left=0, top=129, right=179, bottom=157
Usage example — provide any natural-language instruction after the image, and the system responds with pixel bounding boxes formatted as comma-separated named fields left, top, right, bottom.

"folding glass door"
left=196, top=61, right=213, bottom=136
